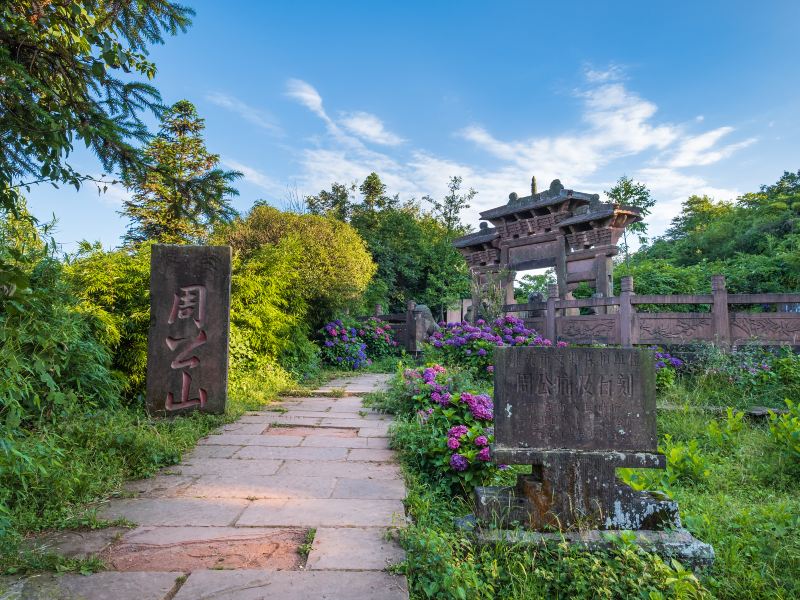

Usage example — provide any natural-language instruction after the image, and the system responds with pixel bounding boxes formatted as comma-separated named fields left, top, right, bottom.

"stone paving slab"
left=179, top=458, right=283, bottom=476
left=123, top=474, right=197, bottom=497
left=347, top=448, right=397, bottom=462
left=277, top=459, right=401, bottom=479
left=106, top=527, right=306, bottom=572
left=331, top=477, right=407, bottom=499
left=181, top=475, right=337, bottom=499
left=307, top=527, right=405, bottom=571
left=100, top=498, right=248, bottom=527
left=236, top=498, right=405, bottom=527
left=0, top=572, right=182, bottom=600
left=185, top=444, right=242, bottom=459
left=218, top=422, right=268, bottom=435
left=22, top=527, right=129, bottom=559
left=234, top=445, right=348, bottom=461
left=300, top=435, right=369, bottom=448
left=173, top=569, right=408, bottom=600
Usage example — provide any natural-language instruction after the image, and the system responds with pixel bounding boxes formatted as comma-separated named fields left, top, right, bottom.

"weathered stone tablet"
left=146, top=245, right=231, bottom=416
left=493, top=346, right=657, bottom=454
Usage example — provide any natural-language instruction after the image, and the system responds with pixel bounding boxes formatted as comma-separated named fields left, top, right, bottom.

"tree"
left=427, top=175, right=476, bottom=236
left=358, top=172, right=397, bottom=211
left=605, top=176, right=655, bottom=261
left=0, top=1, right=193, bottom=213
left=305, top=182, right=354, bottom=221
left=121, top=100, right=241, bottom=244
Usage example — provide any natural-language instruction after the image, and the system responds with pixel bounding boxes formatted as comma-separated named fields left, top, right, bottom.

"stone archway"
left=454, top=176, right=641, bottom=316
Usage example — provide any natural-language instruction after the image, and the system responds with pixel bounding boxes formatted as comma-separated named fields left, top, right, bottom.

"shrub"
left=706, top=408, right=745, bottom=448
left=652, top=347, right=684, bottom=390
left=319, top=316, right=398, bottom=370
left=425, top=315, right=561, bottom=379
left=769, top=400, right=800, bottom=461
left=393, top=365, right=497, bottom=492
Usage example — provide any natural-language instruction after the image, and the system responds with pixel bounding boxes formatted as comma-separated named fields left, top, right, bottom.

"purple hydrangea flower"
left=477, top=447, right=491, bottom=462
left=450, top=453, right=469, bottom=471
left=447, top=437, right=461, bottom=450
left=474, top=435, right=488, bottom=447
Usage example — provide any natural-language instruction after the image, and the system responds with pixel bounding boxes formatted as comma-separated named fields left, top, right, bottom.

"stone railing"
left=500, top=275, right=800, bottom=349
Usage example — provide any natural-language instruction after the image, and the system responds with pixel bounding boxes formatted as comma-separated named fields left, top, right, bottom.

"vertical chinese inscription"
left=146, top=245, right=231, bottom=416
left=494, top=346, right=657, bottom=452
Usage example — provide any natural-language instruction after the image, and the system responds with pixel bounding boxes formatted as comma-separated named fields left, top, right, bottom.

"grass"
left=298, top=528, right=317, bottom=559
left=378, top=372, right=800, bottom=600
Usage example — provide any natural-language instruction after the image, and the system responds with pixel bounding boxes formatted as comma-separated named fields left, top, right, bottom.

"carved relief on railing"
left=730, top=314, right=800, bottom=343
left=566, top=228, right=613, bottom=250
left=467, top=248, right=501, bottom=266
left=636, top=315, right=712, bottom=342
left=558, top=317, right=618, bottom=342
left=498, top=213, right=568, bottom=238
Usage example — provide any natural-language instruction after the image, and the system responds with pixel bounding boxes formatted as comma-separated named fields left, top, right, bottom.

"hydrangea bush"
left=425, top=315, right=563, bottom=378
left=398, top=365, right=499, bottom=489
left=652, top=347, right=684, bottom=390
left=319, top=316, right=398, bottom=369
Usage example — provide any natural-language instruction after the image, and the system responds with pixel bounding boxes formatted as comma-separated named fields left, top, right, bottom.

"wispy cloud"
left=223, top=159, right=283, bottom=196
left=206, top=92, right=281, bottom=134
left=666, top=127, right=756, bottom=168
left=286, top=79, right=331, bottom=123
left=339, top=111, right=404, bottom=146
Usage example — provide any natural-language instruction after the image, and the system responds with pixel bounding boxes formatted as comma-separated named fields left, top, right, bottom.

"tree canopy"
left=0, top=0, right=193, bottom=212
left=121, top=99, right=241, bottom=244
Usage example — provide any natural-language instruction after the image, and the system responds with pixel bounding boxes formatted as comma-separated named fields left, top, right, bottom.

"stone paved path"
left=3, top=374, right=408, bottom=600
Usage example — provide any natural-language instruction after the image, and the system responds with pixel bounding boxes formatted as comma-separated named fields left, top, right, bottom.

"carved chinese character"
left=169, top=285, right=207, bottom=329
left=576, top=375, right=594, bottom=397
left=536, top=373, right=555, bottom=396
left=616, top=373, right=632, bottom=397
left=598, top=376, right=612, bottom=396
left=517, top=373, right=533, bottom=393
left=165, top=284, right=209, bottom=411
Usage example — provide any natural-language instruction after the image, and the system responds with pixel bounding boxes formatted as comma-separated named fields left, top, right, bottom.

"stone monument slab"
left=146, top=244, right=231, bottom=416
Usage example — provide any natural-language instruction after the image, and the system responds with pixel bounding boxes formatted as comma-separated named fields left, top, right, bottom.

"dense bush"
left=425, top=315, right=562, bottom=379
left=319, top=316, right=398, bottom=370
left=218, top=204, right=376, bottom=326
left=379, top=365, right=498, bottom=492
left=769, top=400, right=800, bottom=461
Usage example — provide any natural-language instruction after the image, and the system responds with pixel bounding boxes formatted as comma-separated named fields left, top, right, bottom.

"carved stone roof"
left=557, top=204, right=641, bottom=228
left=479, top=189, right=599, bottom=221
left=453, top=227, right=499, bottom=249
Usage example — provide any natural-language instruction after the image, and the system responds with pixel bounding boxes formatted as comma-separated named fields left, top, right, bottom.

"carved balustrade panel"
left=634, top=314, right=712, bottom=344
left=730, top=313, right=800, bottom=344
left=557, top=316, right=619, bottom=344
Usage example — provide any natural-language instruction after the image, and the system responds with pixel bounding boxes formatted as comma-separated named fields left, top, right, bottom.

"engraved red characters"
left=165, top=285, right=208, bottom=410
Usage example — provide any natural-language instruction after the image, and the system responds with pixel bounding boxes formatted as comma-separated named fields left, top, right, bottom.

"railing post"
left=546, top=284, right=559, bottom=342
left=375, top=303, right=383, bottom=316
left=619, top=276, right=634, bottom=348
left=711, top=275, right=731, bottom=350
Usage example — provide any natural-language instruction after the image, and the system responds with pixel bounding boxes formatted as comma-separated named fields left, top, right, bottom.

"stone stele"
left=146, top=244, right=231, bottom=416
left=473, top=346, right=714, bottom=568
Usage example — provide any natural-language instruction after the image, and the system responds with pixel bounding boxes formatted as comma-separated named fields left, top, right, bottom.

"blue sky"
left=26, top=0, right=800, bottom=251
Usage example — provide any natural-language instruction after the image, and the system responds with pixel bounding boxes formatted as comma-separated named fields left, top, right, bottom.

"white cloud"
left=206, top=92, right=281, bottom=134
left=584, top=64, right=626, bottom=83
left=224, top=159, right=283, bottom=196
left=339, top=111, right=404, bottom=146
left=666, top=127, right=756, bottom=168
left=286, top=79, right=329, bottom=121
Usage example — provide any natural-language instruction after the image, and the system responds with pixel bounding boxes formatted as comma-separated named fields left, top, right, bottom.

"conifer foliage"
left=121, top=100, right=241, bottom=244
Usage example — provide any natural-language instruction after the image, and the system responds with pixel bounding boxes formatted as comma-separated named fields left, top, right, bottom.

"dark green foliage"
left=0, top=211, right=122, bottom=427
left=121, top=100, right=241, bottom=244
left=629, top=170, right=800, bottom=294
left=0, top=0, right=193, bottom=212
left=63, top=242, right=152, bottom=397
left=307, top=172, right=471, bottom=317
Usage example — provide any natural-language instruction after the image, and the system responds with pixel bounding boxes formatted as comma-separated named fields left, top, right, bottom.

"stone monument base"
left=456, top=514, right=714, bottom=571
